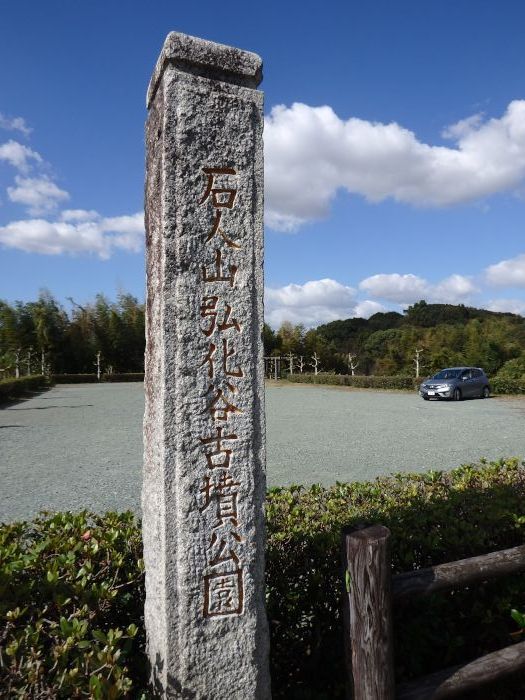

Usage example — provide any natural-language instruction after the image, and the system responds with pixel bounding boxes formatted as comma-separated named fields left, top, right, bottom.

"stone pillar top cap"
left=147, top=32, right=263, bottom=107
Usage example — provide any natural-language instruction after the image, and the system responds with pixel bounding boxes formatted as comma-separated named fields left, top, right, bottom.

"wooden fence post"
left=343, top=525, right=395, bottom=700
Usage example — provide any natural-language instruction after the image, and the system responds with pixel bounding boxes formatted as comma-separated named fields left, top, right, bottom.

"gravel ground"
left=1, top=382, right=524, bottom=522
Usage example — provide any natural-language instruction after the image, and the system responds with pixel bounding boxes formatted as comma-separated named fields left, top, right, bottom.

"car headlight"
left=436, top=384, right=451, bottom=391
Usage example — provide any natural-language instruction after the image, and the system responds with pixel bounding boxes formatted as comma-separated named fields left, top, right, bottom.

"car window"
left=461, top=370, right=471, bottom=379
left=472, top=369, right=482, bottom=378
left=433, top=369, right=461, bottom=380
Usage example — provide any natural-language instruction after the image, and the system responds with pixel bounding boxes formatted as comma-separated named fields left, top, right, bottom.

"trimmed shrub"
left=0, top=375, right=52, bottom=402
left=266, top=458, right=525, bottom=698
left=52, top=373, right=145, bottom=384
left=103, top=373, right=144, bottom=382
left=52, top=374, right=99, bottom=383
left=287, top=372, right=525, bottom=395
left=2, top=460, right=525, bottom=697
left=287, top=372, right=420, bottom=391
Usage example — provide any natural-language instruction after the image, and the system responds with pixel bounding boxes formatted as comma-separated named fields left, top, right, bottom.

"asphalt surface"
left=1, top=382, right=524, bottom=522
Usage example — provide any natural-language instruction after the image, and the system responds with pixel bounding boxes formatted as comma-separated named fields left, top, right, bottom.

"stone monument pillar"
left=143, top=33, right=270, bottom=698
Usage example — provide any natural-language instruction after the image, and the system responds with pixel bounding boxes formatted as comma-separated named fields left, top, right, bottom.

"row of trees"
left=2, top=295, right=525, bottom=380
left=0, top=291, right=144, bottom=377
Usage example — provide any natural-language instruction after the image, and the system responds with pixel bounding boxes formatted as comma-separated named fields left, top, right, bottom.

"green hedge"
left=287, top=373, right=525, bottom=395
left=52, top=374, right=99, bottom=383
left=2, top=459, right=525, bottom=697
left=52, top=373, right=145, bottom=384
left=103, top=373, right=144, bottom=382
left=266, top=458, right=525, bottom=698
left=287, top=372, right=420, bottom=390
left=0, top=375, right=52, bottom=402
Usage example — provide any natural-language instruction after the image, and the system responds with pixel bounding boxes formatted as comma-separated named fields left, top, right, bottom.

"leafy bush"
left=0, top=511, right=146, bottom=698
left=2, top=460, right=525, bottom=697
left=267, top=458, right=525, bottom=698
left=286, top=372, right=420, bottom=390
left=496, top=354, right=525, bottom=381
left=0, top=375, right=52, bottom=402
left=490, top=376, right=525, bottom=394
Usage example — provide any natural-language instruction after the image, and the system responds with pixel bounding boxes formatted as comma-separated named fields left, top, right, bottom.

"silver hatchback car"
left=419, top=367, right=491, bottom=401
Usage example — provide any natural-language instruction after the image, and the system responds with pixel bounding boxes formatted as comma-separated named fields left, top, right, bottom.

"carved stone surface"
left=143, top=32, right=270, bottom=698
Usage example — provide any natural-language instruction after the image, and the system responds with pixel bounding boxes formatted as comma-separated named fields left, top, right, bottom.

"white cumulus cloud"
left=359, top=272, right=477, bottom=305
left=353, top=300, right=387, bottom=318
left=486, top=298, right=525, bottom=315
left=0, top=140, right=42, bottom=173
left=7, top=176, right=70, bottom=215
left=485, top=253, right=525, bottom=287
left=0, top=113, right=32, bottom=137
left=0, top=118, right=144, bottom=257
left=441, top=112, right=484, bottom=140
left=359, top=273, right=428, bottom=304
left=60, top=209, right=100, bottom=222
left=0, top=211, right=144, bottom=259
left=432, top=274, right=479, bottom=302
left=264, top=278, right=382, bottom=327
left=264, top=100, right=525, bottom=231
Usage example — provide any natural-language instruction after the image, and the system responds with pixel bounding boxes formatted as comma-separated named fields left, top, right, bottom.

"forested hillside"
left=264, top=300, right=525, bottom=379
left=2, top=294, right=525, bottom=379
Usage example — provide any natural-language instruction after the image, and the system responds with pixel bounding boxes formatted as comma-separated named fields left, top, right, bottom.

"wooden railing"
left=342, top=525, right=525, bottom=699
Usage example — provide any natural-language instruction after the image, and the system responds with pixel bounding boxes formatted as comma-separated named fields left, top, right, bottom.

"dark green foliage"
left=0, top=375, right=52, bottom=402
left=263, top=323, right=279, bottom=355
left=51, top=373, right=145, bottom=383
left=314, top=301, right=525, bottom=377
left=1, top=291, right=145, bottom=376
left=497, top=354, right=525, bottom=381
left=490, top=377, right=525, bottom=394
left=367, top=310, right=405, bottom=330
left=287, top=372, right=525, bottom=394
left=2, top=461, right=525, bottom=697
left=315, top=317, right=369, bottom=345
left=403, top=300, right=518, bottom=327
left=102, top=373, right=144, bottom=383
left=266, top=458, right=525, bottom=698
left=0, top=293, right=69, bottom=371
left=52, top=374, right=99, bottom=383
left=3, top=294, right=525, bottom=378
left=0, top=511, right=147, bottom=698
left=287, top=373, right=420, bottom=390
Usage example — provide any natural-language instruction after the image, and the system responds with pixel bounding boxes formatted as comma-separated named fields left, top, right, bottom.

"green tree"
left=276, top=322, right=305, bottom=356
left=262, top=323, right=278, bottom=356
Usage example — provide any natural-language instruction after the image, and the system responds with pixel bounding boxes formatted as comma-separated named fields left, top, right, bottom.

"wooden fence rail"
left=342, top=525, right=525, bottom=699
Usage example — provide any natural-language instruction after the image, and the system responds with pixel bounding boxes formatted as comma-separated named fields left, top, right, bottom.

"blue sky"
left=1, top=0, right=525, bottom=327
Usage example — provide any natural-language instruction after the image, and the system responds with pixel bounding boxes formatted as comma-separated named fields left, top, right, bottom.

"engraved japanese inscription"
left=198, top=166, right=245, bottom=617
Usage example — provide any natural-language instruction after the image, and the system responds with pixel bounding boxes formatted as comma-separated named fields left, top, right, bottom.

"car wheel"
left=453, top=388, right=462, bottom=401
left=482, top=386, right=490, bottom=399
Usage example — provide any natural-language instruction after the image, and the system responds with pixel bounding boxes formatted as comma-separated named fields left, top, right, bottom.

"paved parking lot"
left=1, top=382, right=524, bottom=521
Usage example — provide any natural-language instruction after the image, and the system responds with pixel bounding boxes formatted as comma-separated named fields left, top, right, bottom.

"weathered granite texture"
left=147, top=32, right=263, bottom=107
left=143, top=32, right=270, bottom=699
